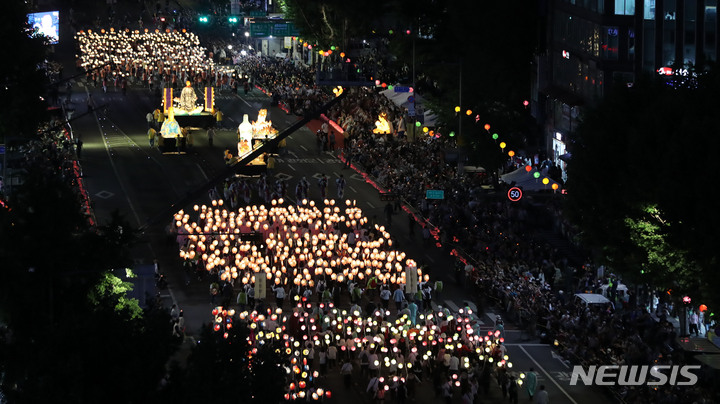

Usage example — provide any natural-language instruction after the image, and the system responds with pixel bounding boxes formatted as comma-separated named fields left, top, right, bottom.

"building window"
left=643, top=21, right=656, bottom=71
left=602, top=26, right=620, bottom=59
left=684, top=0, right=697, bottom=65
left=663, top=0, right=677, bottom=65
left=629, top=28, right=635, bottom=61
left=706, top=0, right=717, bottom=61
left=645, top=0, right=656, bottom=20
left=615, top=0, right=635, bottom=15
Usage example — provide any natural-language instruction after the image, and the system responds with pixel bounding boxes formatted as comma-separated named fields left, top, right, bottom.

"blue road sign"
left=426, top=190, right=444, bottom=200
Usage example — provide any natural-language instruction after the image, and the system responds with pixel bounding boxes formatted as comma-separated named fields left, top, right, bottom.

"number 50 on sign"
left=507, top=187, right=522, bottom=202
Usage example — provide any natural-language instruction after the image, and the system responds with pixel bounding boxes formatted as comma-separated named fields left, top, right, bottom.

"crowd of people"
left=75, top=29, right=222, bottom=93
left=172, top=198, right=556, bottom=403
left=3, top=122, right=92, bottom=225
left=215, top=78, right=717, bottom=402
left=237, top=56, right=331, bottom=116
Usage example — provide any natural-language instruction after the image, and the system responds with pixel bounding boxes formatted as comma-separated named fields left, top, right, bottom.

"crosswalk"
left=104, top=131, right=137, bottom=149
left=428, top=299, right=485, bottom=325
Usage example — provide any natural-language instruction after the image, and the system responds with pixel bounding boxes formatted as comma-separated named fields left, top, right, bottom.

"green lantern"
left=533, top=172, right=540, bottom=179
left=492, top=133, right=499, bottom=140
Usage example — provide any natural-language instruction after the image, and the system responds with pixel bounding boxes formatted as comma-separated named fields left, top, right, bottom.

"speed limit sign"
left=507, top=187, right=522, bottom=202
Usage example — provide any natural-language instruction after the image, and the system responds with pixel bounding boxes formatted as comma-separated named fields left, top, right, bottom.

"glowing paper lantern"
left=484, top=124, right=491, bottom=131
left=499, top=142, right=506, bottom=149
left=542, top=178, right=550, bottom=185
left=525, top=165, right=532, bottom=172
left=508, top=150, right=515, bottom=157
left=551, top=183, right=559, bottom=190
left=533, top=172, right=540, bottom=179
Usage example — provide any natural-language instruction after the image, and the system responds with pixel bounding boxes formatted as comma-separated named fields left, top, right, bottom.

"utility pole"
left=458, top=62, right=462, bottom=139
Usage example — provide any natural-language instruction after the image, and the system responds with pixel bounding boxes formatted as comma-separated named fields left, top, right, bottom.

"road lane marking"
left=87, top=88, right=141, bottom=226
left=519, top=345, right=579, bottom=404
left=300, top=145, right=308, bottom=151
left=195, top=163, right=209, bottom=181
left=504, top=343, right=549, bottom=346
left=349, top=186, right=357, bottom=193
left=367, top=202, right=375, bottom=208
left=235, top=93, right=253, bottom=108
left=287, top=164, right=297, bottom=171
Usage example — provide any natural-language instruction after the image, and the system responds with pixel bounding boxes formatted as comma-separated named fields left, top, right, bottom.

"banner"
left=254, top=272, right=267, bottom=299
left=163, top=88, right=173, bottom=113
left=405, top=266, right=418, bottom=294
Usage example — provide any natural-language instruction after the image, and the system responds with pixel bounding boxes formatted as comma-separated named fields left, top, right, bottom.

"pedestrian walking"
left=266, top=154, right=276, bottom=176
left=336, top=174, right=346, bottom=199
left=272, top=284, right=286, bottom=308
left=329, top=131, right=336, bottom=151
left=75, top=138, right=83, bottom=159
left=340, top=360, right=353, bottom=389
left=148, top=127, right=157, bottom=147
left=384, top=202, right=393, bottom=227
left=318, top=174, right=328, bottom=200
left=86, top=94, right=95, bottom=112
left=214, top=109, right=223, bottom=129
left=525, top=368, right=538, bottom=401
left=146, top=111, right=154, bottom=128
left=508, top=375, right=519, bottom=404
left=393, top=286, right=406, bottom=312
left=207, top=127, right=215, bottom=147
left=690, top=310, right=700, bottom=336
left=535, top=385, right=549, bottom=404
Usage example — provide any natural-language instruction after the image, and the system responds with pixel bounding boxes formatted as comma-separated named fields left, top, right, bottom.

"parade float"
left=163, top=81, right=216, bottom=129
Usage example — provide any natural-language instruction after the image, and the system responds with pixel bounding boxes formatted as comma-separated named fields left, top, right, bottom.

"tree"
left=0, top=141, right=174, bottom=403
left=565, top=72, right=720, bottom=307
left=0, top=0, right=50, bottom=140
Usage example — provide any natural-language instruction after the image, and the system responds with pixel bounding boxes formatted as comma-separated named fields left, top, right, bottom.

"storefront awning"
left=676, top=337, right=720, bottom=353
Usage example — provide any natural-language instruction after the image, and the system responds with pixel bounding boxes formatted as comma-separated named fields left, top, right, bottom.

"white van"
left=575, top=293, right=614, bottom=310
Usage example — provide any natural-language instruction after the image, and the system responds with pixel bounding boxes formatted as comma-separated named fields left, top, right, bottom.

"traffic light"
left=228, top=16, right=238, bottom=24
left=198, top=16, right=209, bottom=23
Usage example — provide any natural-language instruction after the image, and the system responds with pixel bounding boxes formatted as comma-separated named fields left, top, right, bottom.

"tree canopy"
left=279, top=0, right=540, bottom=167
left=0, top=0, right=50, bottom=140
left=565, top=72, right=720, bottom=307
left=160, top=322, right=288, bottom=403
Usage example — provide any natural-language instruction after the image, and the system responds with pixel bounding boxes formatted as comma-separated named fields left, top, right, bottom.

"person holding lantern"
left=272, top=284, right=286, bottom=309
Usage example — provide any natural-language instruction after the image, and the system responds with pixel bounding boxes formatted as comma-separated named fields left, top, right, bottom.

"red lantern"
left=525, top=165, right=532, bottom=172
left=484, top=124, right=491, bottom=131
left=700, top=304, right=708, bottom=312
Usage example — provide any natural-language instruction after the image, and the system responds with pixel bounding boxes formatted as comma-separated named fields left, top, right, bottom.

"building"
left=533, top=0, right=718, bottom=179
